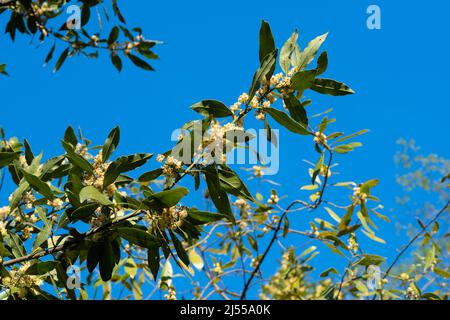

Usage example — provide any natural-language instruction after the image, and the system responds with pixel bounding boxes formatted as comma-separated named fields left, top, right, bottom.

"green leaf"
left=191, top=100, right=233, bottom=118
left=127, top=54, right=154, bottom=71
left=102, top=126, right=120, bottom=162
left=283, top=94, right=308, bottom=127
left=53, top=47, right=69, bottom=73
left=434, top=268, right=450, bottom=279
left=104, top=153, right=153, bottom=187
left=138, top=168, right=163, bottom=182
left=25, top=261, right=58, bottom=275
left=87, top=241, right=102, bottom=273
left=298, top=33, right=328, bottom=70
left=0, top=151, right=21, bottom=168
left=70, top=203, right=99, bottom=221
left=312, top=153, right=324, bottom=185
left=117, top=227, right=159, bottom=249
left=360, top=179, right=379, bottom=194
left=354, top=254, right=385, bottom=267
left=0, top=63, right=9, bottom=76
left=63, top=126, right=78, bottom=147
left=61, top=140, right=94, bottom=174
left=204, top=167, right=234, bottom=222
left=316, top=51, right=328, bottom=75
left=79, top=186, right=113, bottom=206
left=424, top=245, right=436, bottom=272
left=169, top=230, right=189, bottom=266
left=291, top=70, right=316, bottom=92
left=333, top=142, right=362, bottom=154
left=311, top=78, right=355, bottom=96
left=23, top=139, right=34, bottom=165
left=266, top=108, right=310, bottom=135
left=189, top=249, right=204, bottom=270
left=320, top=267, right=338, bottom=277
left=147, top=246, right=160, bottom=281
left=108, top=26, right=119, bottom=45
left=4, top=233, right=25, bottom=258
left=218, top=165, right=254, bottom=202
left=248, top=49, right=277, bottom=103
left=361, top=229, right=386, bottom=244
left=99, top=241, right=115, bottom=281
left=259, top=20, right=275, bottom=63
left=21, top=170, right=54, bottom=199
left=187, top=208, right=226, bottom=225
left=279, top=30, right=298, bottom=73
left=334, top=129, right=369, bottom=144
left=111, top=53, right=122, bottom=72
left=338, top=205, right=355, bottom=231
left=146, top=187, right=189, bottom=208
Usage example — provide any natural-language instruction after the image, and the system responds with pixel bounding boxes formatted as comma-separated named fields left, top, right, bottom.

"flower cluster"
left=158, top=206, right=188, bottom=231
left=234, top=198, right=250, bottom=212
left=157, top=154, right=183, bottom=178
left=0, top=262, right=44, bottom=299
left=347, top=234, right=359, bottom=253
left=164, top=286, right=177, bottom=300
left=84, top=152, right=117, bottom=196
left=230, top=93, right=249, bottom=113
left=0, top=206, right=10, bottom=220
left=199, top=122, right=243, bottom=165
left=267, top=190, right=279, bottom=205
left=313, top=131, right=328, bottom=146
left=253, top=165, right=264, bottom=178
left=352, top=186, right=367, bottom=205
left=47, top=198, right=64, bottom=211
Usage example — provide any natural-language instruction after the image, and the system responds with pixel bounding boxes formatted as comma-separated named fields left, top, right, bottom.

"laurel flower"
left=267, top=191, right=279, bottom=205
left=234, top=198, right=250, bottom=211
left=0, top=206, right=10, bottom=220
left=319, top=165, right=332, bottom=178
left=47, top=198, right=64, bottom=211
left=158, top=206, right=188, bottom=231
left=255, top=111, right=266, bottom=121
left=313, top=132, right=328, bottom=145
left=250, top=96, right=259, bottom=109
left=164, top=286, right=177, bottom=300
left=156, top=154, right=166, bottom=163
left=347, top=234, right=359, bottom=253
left=162, top=156, right=183, bottom=177
left=230, top=102, right=241, bottom=112
left=270, top=73, right=283, bottom=86
left=399, top=273, right=410, bottom=281
left=0, top=221, right=7, bottom=236
left=22, top=191, right=36, bottom=210
left=253, top=165, right=264, bottom=178
left=352, top=186, right=367, bottom=205
left=238, top=93, right=249, bottom=103
left=0, top=262, right=44, bottom=298
left=212, top=262, right=223, bottom=275
left=84, top=152, right=114, bottom=192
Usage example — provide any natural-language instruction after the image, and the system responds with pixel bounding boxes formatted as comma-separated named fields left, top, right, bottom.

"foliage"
left=0, top=0, right=159, bottom=74
left=0, top=20, right=448, bottom=301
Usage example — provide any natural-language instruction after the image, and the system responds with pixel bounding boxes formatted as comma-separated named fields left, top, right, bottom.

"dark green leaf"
left=312, top=78, right=355, bottom=96
left=266, top=108, right=310, bottom=135
left=102, top=126, right=120, bottom=162
left=79, top=186, right=112, bottom=206
left=104, top=153, right=153, bottom=187
left=117, top=227, right=159, bottom=249
left=191, top=100, right=233, bottom=118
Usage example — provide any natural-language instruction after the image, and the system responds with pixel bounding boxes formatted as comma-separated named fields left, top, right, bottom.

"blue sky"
left=1, top=0, right=449, bottom=298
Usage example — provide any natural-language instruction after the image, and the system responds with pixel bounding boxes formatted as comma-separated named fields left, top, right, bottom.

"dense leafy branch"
left=0, top=18, right=448, bottom=301
left=0, top=0, right=159, bottom=74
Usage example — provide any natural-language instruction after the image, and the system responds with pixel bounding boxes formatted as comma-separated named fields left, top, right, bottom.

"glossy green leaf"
left=312, top=78, right=355, bottom=96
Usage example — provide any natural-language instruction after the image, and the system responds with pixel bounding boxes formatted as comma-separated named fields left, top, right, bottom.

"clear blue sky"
left=1, top=0, right=449, bottom=298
